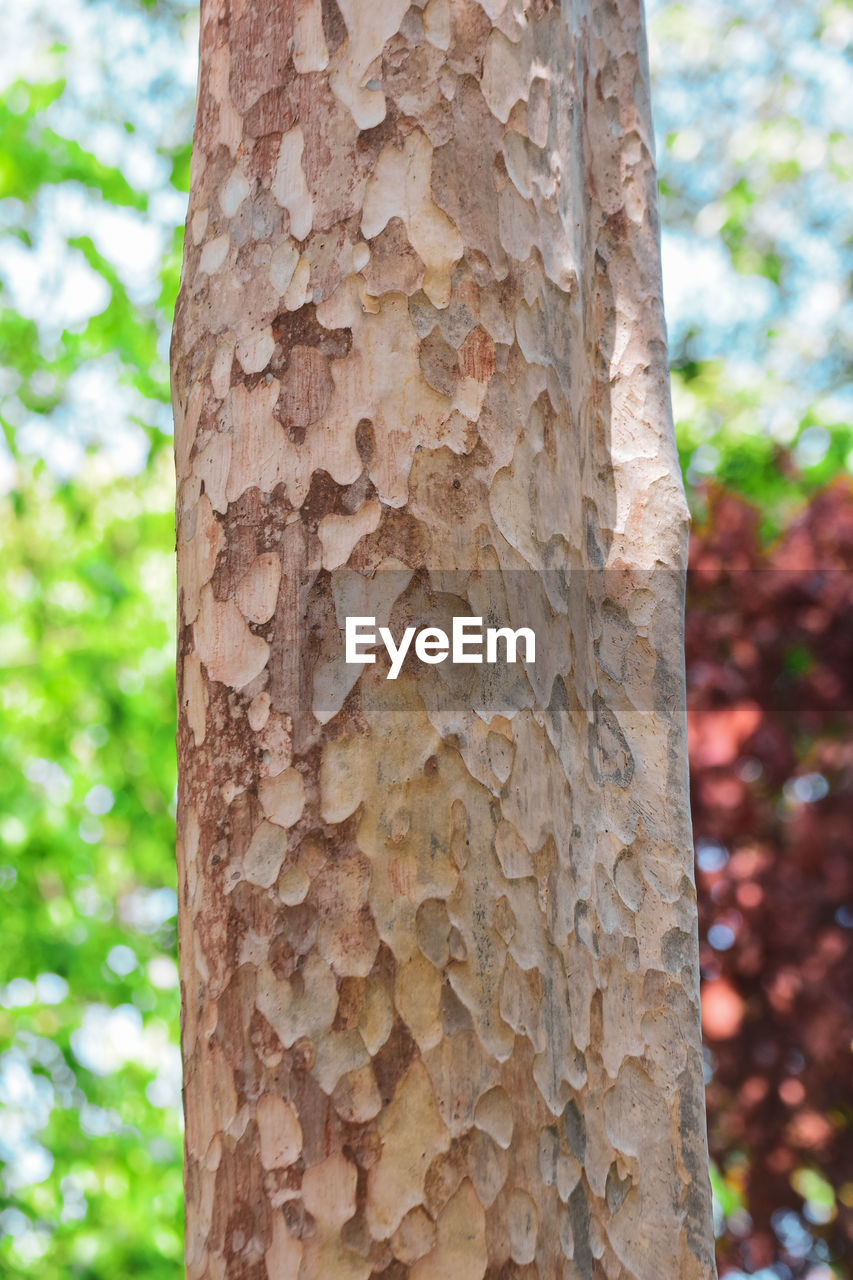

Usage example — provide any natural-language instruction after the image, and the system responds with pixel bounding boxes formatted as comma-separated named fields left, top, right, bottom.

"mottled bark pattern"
left=172, top=1, right=716, bottom=1277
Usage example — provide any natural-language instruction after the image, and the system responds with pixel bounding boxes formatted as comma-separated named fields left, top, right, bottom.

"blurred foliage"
left=650, top=0, right=853, bottom=532
left=0, top=0, right=849, bottom=1277
left=0, top=453, right=182, bottom=1277
left=0, top=79, right=147, bottom=210
left=0, top=1, right=193, bottom=1274
left=672, top=361, right=853, bottom=542
left=688, top=484, right=853, bottom=1276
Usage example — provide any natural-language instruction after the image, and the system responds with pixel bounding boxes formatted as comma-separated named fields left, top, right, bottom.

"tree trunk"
left=172, top=2, right=716, bottom=1277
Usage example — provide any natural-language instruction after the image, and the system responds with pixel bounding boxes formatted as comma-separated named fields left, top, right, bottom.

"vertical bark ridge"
left=172, top=1, right=716, bottom=1276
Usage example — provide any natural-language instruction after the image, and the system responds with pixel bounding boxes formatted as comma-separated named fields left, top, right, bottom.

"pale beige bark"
left=172, top=2, right=716, bottom=1277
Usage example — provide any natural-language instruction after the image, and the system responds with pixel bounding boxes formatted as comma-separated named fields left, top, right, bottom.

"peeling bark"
left=172, top=1, right=717, bottom=1277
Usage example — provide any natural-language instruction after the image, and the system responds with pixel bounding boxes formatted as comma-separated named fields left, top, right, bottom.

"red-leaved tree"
left=687, top=481, right=853, bottom=1276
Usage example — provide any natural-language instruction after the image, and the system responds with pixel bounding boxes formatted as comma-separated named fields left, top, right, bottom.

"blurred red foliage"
left=687, top=480, right=853, bottom=1276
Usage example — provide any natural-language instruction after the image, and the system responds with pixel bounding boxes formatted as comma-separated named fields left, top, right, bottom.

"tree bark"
left=172, top=2, right=716, bottom=1277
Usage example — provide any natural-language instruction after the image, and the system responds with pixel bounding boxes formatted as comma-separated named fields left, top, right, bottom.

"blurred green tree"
left=0, top=1, right=194, bottom=1274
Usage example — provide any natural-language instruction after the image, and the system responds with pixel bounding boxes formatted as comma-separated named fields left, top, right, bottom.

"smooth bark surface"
left=172, top=1, right=716, bottom=1276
